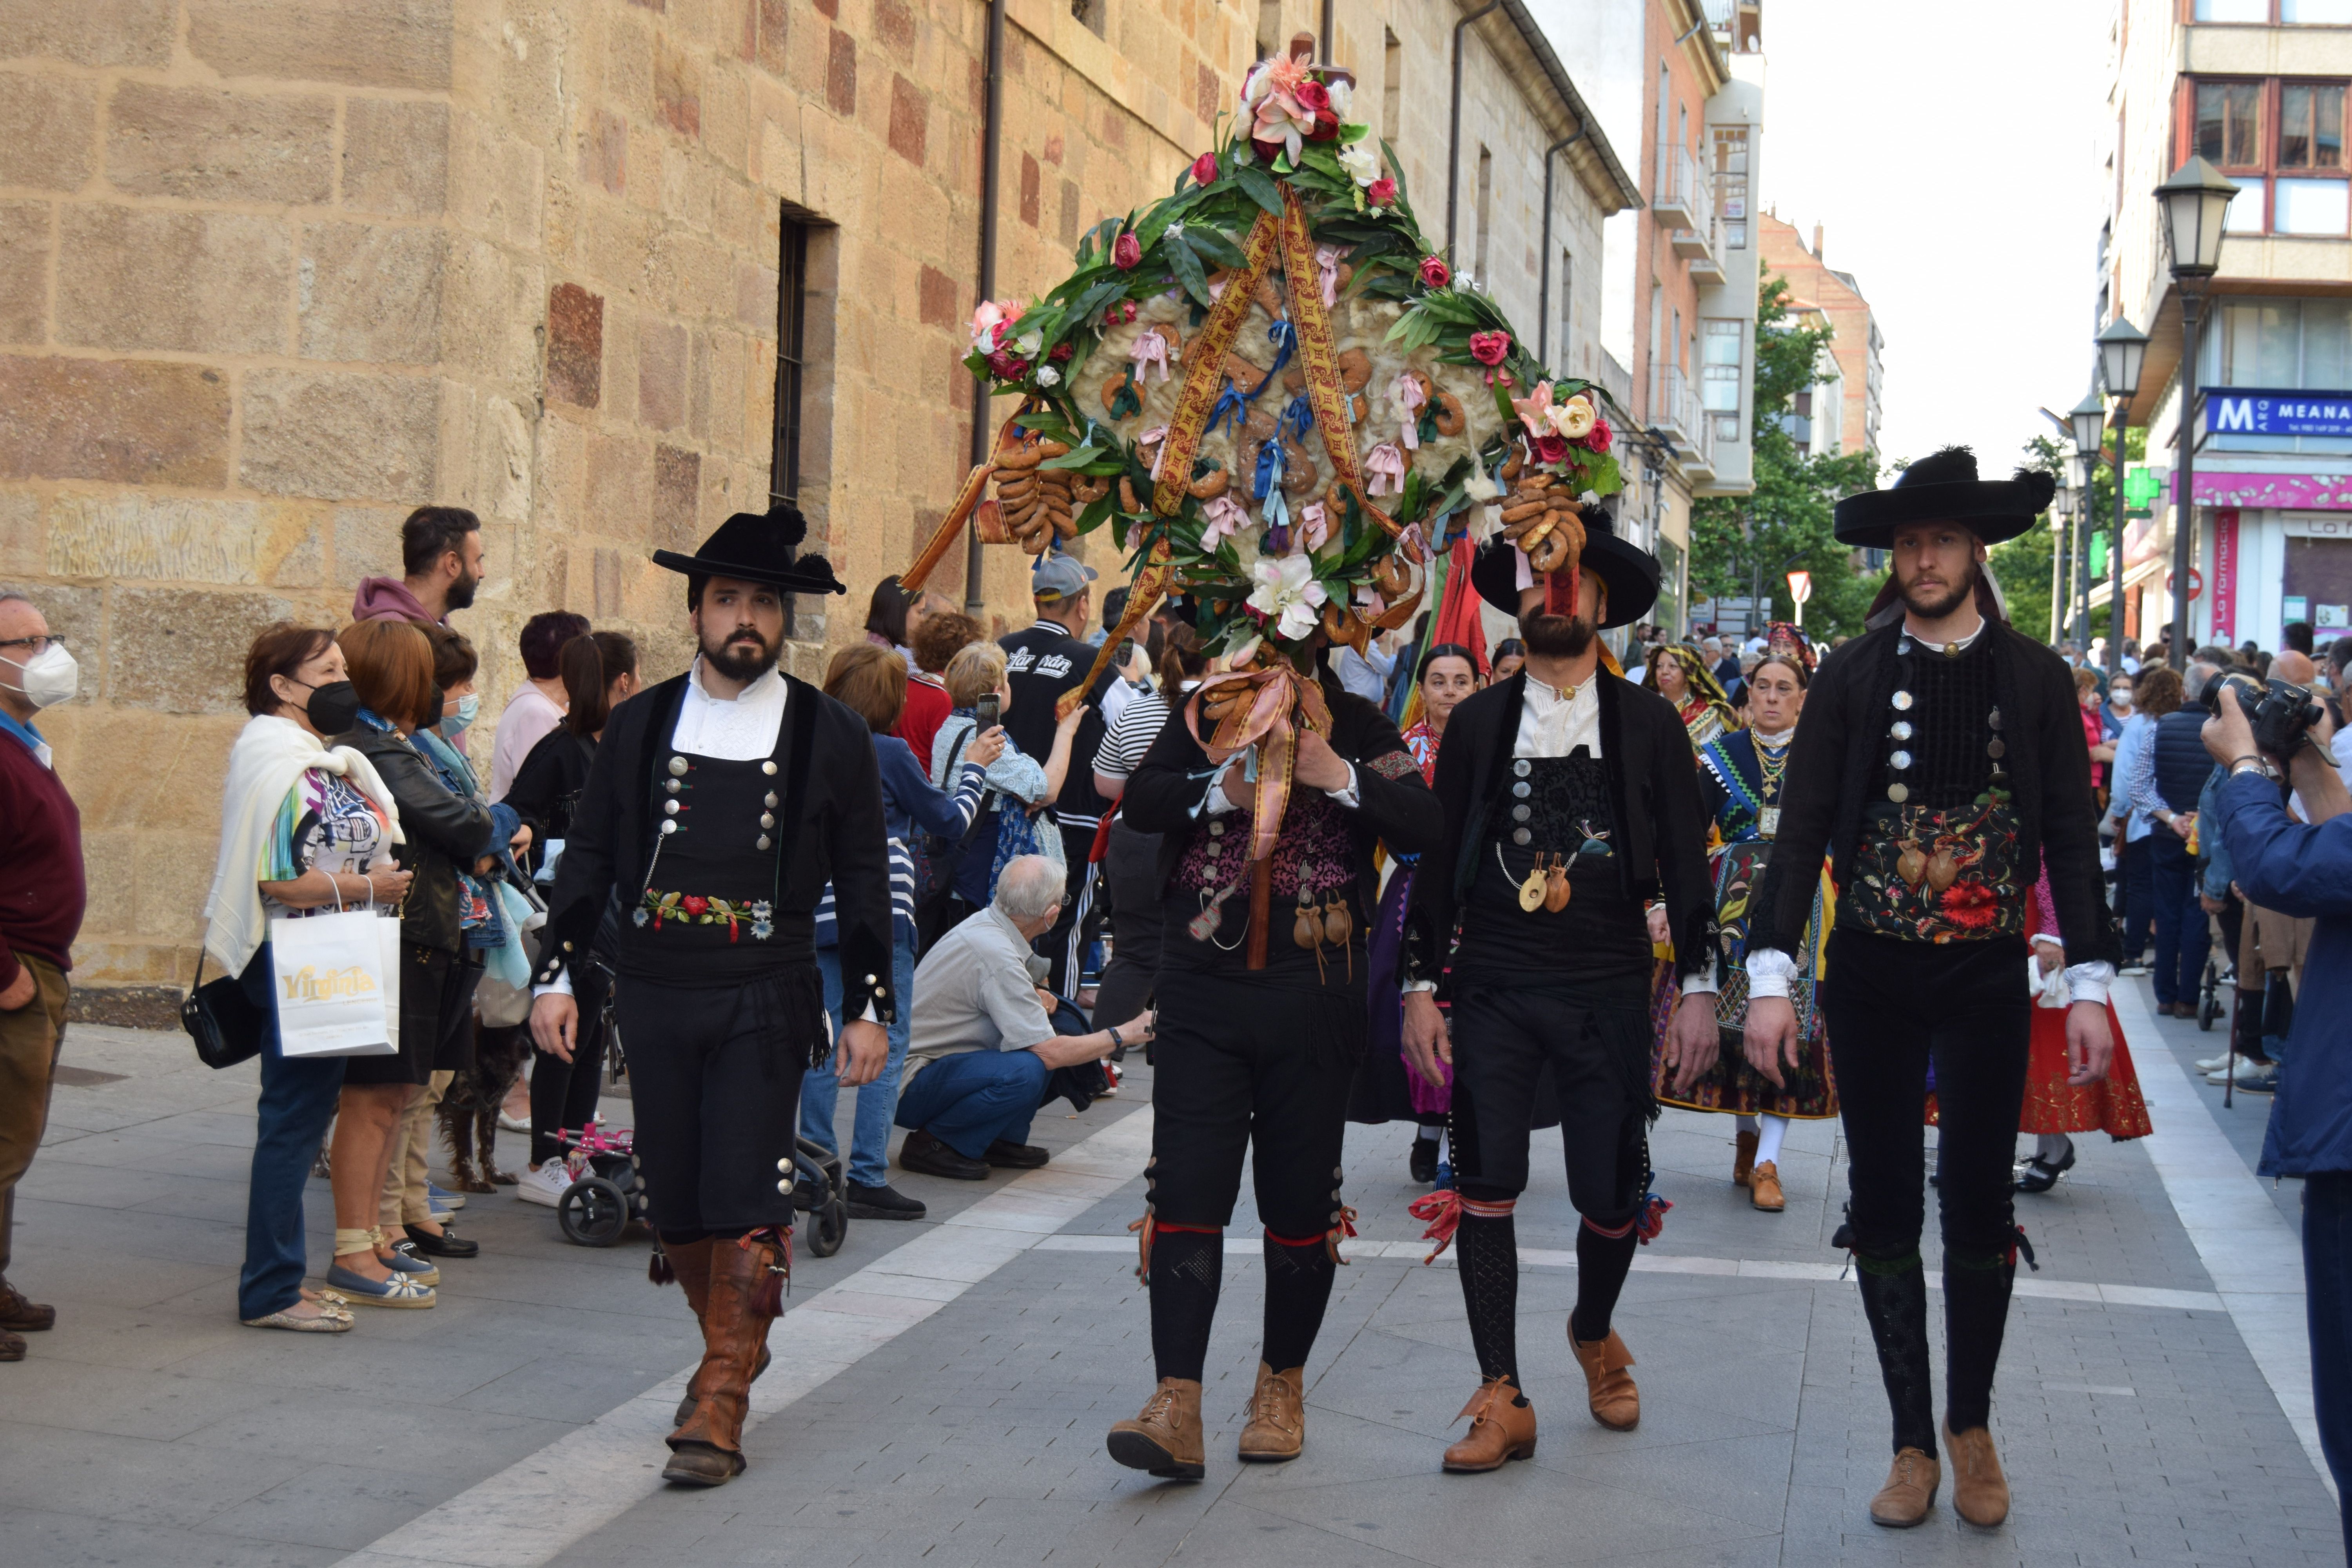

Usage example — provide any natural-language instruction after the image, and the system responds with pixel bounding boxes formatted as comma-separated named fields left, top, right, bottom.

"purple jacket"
left=351, top=577, right=440, bottom=624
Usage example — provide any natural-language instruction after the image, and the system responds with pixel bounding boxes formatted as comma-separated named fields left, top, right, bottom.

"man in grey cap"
left=999, top=550, right=1116, bottom=995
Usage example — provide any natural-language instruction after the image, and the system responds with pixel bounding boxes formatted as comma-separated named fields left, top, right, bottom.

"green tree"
left=1989, top=434, right=2064, bottom=643
left=1690, top=276, right=1880, bottom=641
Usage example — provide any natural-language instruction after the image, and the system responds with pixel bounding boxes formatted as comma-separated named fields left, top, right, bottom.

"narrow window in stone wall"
left=1070, top=0, right=1105, bottom=38
left=1474, top=145, right=1492, bottom=285
left=772, top=215, right=811, bottom=633
left=1713, top=126, right=1749, bottom=247
left=1383, top=29, right=1402, bottom=146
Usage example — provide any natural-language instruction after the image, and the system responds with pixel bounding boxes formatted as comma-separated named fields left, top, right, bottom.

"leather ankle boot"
left=1570, top=1328, right=1640, bottom=1430
left=1944, top=1423, right=2010, bottom=1526
left=1237, top=1362, right=1305, bottom=1462
left=664, top=1234, right=783, bottom=1486
left=1869, top=1447, right=1940, bottom=1527
left=1748, top=1160, right=1786, bottom=1212
left=1441, top=1377, right=1537, bottom=1471
left=1106, top=1377, right=1205, bottom=1479
left=1733, top=1128, right=1758, bottom=1188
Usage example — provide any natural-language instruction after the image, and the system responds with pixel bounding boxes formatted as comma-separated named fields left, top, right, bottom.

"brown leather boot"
left=663, top=1239, right=717, bottom=1429
left=1868, top=1446, right=1941, bottom=1527
left=1441, top=1377, right=1537, bottom=1472
left=1237, top=1362, right=1305, bottom=1462
left=1570, top=1329, right=1640, bottom=1430
left=664, top=1234, right=782, bottom=1486
left=1944, top=1423, right=2009, bottom=1526
left=1106, top=1377, right=1206, bottom=1479
left=0, top=1278, right=54, bottom=1333
left=1748, top=1161, right=1786, bottom=1212
left=1732, top=1127, right=1757, bottom=1188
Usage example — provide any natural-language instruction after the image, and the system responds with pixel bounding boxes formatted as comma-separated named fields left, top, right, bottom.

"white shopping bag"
left=270, top=910, right=401, bottom=1057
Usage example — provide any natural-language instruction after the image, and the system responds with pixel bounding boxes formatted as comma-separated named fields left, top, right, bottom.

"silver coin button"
left=1512, top=781, right=1532, bottom=799
left=1513, top=759, right=1532, bottom=778
left=1887, top=782, right=1909, bottom=803
left=1511, top=804, right=1531, bottom=822
left=1511, top=827, right=1532, bottom=845
left=668, top=756, right=689, bottom=777
left=1889, top=750, right=1912, bottom=770
left=1890, top=721, right=1913, bottom=741
left=1892, top=690, right=1913, bottom=711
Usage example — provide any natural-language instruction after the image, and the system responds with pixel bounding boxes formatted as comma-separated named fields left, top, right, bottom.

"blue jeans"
left=893, top=1047, right=1050, bottom=1160
left=2305, top=1171, right=2352, bottom=1554
left=2118, top=833, right=2154, bottom=963
left=2149, top=833, right=2211, bottom=1006
left=798, top=931, right=918, bottom=1187
left=236, top=945, right=347, bottom=1320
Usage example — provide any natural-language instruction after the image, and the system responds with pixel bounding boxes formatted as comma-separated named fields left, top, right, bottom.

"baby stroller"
left=550, top=1118, right=850, bottom=1258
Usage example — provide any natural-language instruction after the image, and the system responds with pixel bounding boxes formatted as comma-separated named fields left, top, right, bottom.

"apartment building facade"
left=2100, top=0, right=2352, bottom=653
left=1756, top=214, right=1882, bottom=459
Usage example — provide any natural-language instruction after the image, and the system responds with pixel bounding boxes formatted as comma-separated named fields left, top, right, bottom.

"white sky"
left=1755, top=0, right=2111, bottom=472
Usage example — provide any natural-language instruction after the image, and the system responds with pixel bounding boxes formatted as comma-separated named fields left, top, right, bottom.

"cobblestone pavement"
left=0, top=976, right=2337, bottom=1567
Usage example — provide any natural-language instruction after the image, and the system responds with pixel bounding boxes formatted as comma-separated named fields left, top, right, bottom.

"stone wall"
left=0, top=0, right=1253, bottom=1011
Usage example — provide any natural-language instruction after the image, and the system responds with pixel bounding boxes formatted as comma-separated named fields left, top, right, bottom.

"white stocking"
left=1754, top=1114, right=1788, bottom=1167
left=2035, top=1132, right=2073, bottom=1165
left=1735, top=1114, right=1759, bottom=1134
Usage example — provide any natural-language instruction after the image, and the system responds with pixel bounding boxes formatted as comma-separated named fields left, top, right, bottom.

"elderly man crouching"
left=895, top=855, right=1152, bottom=1180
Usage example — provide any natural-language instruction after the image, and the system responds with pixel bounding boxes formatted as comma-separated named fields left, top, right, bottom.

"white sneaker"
left=2119, top=964, right=2151, bottom=977
left=515, top=1161, right=574, bottom=1208
left=2207, top=1059, right=2279, bottom=1090
left=497, top=1112, right=531, bottom=1134
left=2194, top=1054, right=2236, bottom=1072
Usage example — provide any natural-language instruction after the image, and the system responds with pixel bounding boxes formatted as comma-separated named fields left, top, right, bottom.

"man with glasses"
left=0, top=592, right=85, bottom=1362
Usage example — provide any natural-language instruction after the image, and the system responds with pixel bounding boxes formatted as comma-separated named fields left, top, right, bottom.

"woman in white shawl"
left=205, top=625, right=411, bottom=1330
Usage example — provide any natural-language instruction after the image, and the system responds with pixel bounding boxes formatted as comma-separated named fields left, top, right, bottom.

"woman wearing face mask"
left=205, top=624, right=412, bottom=1329
left=1655, top=632, right=1838, bottom=1213
left=504, top=632, right=640, bottom=1206
left=324, top=621, right=499, bottom=1305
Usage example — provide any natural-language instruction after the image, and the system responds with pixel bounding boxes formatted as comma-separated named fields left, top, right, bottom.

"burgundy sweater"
left=0, top=726, right=85, bottom=987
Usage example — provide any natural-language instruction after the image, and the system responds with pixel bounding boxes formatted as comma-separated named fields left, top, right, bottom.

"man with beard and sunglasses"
left=1398, top=501, right=1715, bottom=1474
left=528, top=506, right=894, bottom=1488
left=1739, top=447, right=2117, bottom=1530
left=354, top=506, right=485, bottom=627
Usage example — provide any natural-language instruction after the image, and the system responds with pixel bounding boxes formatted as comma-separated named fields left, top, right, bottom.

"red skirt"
left=1925, top=997, right=2152, bottom=1139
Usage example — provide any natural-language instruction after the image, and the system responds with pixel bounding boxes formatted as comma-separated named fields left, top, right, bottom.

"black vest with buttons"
left=1457, top=751, right=1650, bottom=986
left=619, top=748, right=801, bottom=980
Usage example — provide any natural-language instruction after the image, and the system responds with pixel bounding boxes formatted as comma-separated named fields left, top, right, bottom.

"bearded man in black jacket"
left=1739, top=448, right=2119, bottom=1530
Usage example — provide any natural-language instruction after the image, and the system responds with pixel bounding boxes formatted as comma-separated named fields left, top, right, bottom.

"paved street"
left=0, top=978, right=2337, bottom=1568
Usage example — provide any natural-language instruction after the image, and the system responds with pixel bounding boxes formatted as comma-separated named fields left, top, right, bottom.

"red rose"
left=1308, top=111, right=1340, bottom=141
left=1251, top=137, right=1284, bottom=166
left=1534, top=434, right=1569, bottom=465
left=1191, top=151, right=1220, bottom=187
left=1295, top=80, right=1331, bottom=114
left=1938, top=882, right=2000, bottom=930
left=1468, top=329, right=1511, bottom=367
left=1585, top=417, right=1613, bottom=454
left=681, top=895, right=709, bottom=917
left=1113, top=231, right=1142, bottom=270
left=1368, top=176, right=1396, bottom=208
left=985, top=350, right=1029, bottom=380
left=1419, top=256, right=1451, bottom=288
left=1049, top=342, right=1074, bottom=361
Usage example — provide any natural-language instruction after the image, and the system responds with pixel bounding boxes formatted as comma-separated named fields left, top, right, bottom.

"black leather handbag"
left=181, top=950, right=267, bottom=1071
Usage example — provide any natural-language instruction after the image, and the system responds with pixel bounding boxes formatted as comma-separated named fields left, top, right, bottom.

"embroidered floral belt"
left=1839, top=800, right=2024, bottom=945
left=635, top=889, right=776, bottom=942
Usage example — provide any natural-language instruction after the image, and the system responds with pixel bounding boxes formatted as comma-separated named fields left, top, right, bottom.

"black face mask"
left=303, top=680, right=363, bottom=735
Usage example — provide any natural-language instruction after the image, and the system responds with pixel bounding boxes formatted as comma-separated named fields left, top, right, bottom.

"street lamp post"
left=2054, top=471, right=2080, bottom=645
left=2096, top=317, right=2149, bottom=676
left=2069, top=391, right=2106, bottom=654
left=2155, top=156, right=2239, bottom=671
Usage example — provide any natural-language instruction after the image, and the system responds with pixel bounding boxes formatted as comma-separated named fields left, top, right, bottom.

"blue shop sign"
left=2205, top=388, right=2352, bottom=438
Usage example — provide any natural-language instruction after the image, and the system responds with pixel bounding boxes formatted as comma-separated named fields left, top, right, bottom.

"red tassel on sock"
left=648, top=1249, right=675, bottom=1286
left=1409, top=1189, right=1462, bottom=1263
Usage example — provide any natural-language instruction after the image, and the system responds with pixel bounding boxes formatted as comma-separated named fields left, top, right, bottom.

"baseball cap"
left=1031, top=552, right=1099, bottom=601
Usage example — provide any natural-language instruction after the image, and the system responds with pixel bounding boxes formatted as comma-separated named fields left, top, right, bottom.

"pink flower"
left=1468, top=330, right=1511, bottom=367
left=1418, top=256, right=1451, bottom=289
left=985, top=351, right=1030, bottom=381
left=1367, top=176, right=1396, bottom=209
left=1294, top=80, right=1331, bottom=114
left=1534, top=434, right=1569, bottom=465
left=1113, top=231, right=1142, bottom=270
left=1585, top=417, right=1613, bottom=454
left=1192, top=151, right=1220, bottom=187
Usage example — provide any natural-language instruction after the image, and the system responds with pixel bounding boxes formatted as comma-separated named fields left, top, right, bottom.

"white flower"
left=1327, top=79, right=1354, bottom=121
left=1165, top=221, right=1186, bottom=237
left=1035, top=365, right=1061, bottom=387
left=1013, top=328, right=1044, bottom=358
left=1241, top=62, right=1272, bottom=108
left=1225, top=632, right=1262, bottom=668
left=1548, top=392, right=1596, bottom=439
left=1246, top=553, right=1328, bottom=643
left=1338, top=141, right=1381, bottom=188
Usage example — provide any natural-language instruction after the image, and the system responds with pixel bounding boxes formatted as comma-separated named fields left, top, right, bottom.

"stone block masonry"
left=0, top=0, right=1259, bottom=1016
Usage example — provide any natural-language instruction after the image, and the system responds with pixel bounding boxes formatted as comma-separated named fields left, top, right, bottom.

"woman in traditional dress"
left=1355, top=644, right=1481, bottom=1184
left=1642, top=642, right=1740, bottom=753
left=1652, top=635, right=1835, bottom=1212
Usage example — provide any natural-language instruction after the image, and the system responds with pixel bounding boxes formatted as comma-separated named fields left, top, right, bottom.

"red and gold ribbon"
left=1152, top=210, right=1281, bottom=517
left=1054, top=536, right=1173, bottom=722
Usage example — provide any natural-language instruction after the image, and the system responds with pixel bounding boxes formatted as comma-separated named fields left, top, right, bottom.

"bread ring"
left=1430, top=389, right=1466, bottom=437
left=1335, top=348, right=1373, bottom=394
left=1103, top=376, right=1136, bottom=416
left=1252, top=275, right=1285, bottom=320
left=996, top=445, right=1044, bottom=471
left=1119, top=476, right=1144, bottom=514
left=1241, top=408, right=1279, bottom=443
left=1038, top=439, right=1071, bottom=459
left=1186, top=465, right=1229, bottom=500
left=1225, top=352, right=1274, bottom=394
left=1499, top=499, right=1546, bottom=524
left=1051, top=512, right=1078, bottom=540
left=1526, top=529, right=1572, bottom=574
left=1071, top=474, right=1110, bottom=505
left=1498, top=444, right=1525, bottom=483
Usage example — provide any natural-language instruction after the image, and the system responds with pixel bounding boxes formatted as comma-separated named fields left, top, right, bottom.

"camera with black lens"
left=2204, top=671, right=2326, bottom=759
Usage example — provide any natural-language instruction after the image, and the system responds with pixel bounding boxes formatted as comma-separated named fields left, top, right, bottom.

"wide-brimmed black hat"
left=651, top=504, right=848, bottom=596
left=1470, top=496, right=1659, bottom=630
left=1832, top=445, right=2056, bottom=549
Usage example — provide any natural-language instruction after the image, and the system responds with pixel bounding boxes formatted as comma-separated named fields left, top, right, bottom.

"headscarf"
left=1642, top=642, right=1740, bottom=750
left=1763, top=621, right=1817, bottom=679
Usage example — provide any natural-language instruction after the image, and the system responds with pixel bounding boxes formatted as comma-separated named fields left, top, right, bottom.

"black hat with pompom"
left=651, top=503, right=848, bottom=596
left=1831, top=445, right=2056, bottom=549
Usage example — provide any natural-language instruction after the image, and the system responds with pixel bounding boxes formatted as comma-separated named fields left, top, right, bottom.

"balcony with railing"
left=1651, top=365, right=1716, bottom=482
left=1654, top=146, right=1721, bottom=278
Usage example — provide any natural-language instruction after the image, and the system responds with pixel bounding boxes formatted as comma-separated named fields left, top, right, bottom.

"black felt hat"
left=1469, top=497, right=1660, bottom=630
left=651, top=504, right=848, bottom=596
left=1832, top=445, right=2056, bottom=549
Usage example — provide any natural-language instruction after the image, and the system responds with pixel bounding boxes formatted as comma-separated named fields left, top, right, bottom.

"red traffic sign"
left=2164, top=567, right=2204, bottom=602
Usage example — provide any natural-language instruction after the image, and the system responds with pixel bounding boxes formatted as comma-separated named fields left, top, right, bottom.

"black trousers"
left=1034, top=825, right=1104, bottom=998
left=530, top=960, right=610, bottom=1167
left=1147, top=968, right=1365, bottom=1238
left=1824, top=931, right=2031, bottom=1260
left=1091, top=821, right=1163, bottom=1030
left=1448, top=977, right=1651, bottom=1223
left=613, top=969, right=815, bottom=1236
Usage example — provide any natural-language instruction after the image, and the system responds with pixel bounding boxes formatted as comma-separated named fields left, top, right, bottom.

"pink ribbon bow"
left=1198, top=494, right=1249, bottom=548
left=1389, top=373, right=1426, bottom=450
left=1364, top=441, right=1408, bottom=497
left=1314, top=244, right=1342, bottom=308
left=1140, top=426, right=1171, bottom=480
left=1296, top=501, right=1330, bottom=554
left=1129, top=327, right=1175, bottom=384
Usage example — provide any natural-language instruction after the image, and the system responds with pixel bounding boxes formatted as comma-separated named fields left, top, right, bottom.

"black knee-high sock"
left=1455, top=1207, right=1521, bottom=1389
left=1569, top=1219, right=1638, bottom=1343
left=1148, top=1228, right=1223, bottom=1383
left=1942, top=1249, right=2016, bottom=1433
left=1261, top=1233, right=1336, bottom=1374
left=1855, top=1249, right=1938, bottom=1455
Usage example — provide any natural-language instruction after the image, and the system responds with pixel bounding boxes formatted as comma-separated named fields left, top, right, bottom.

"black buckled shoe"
left=897, top=1129, right=988, bottom=1181
left=983, top=1139, right=1049, bottom=1169
left=2015, top=1139, right=2076, bottom=1195
left=844, top=1181, right=927, bottom=1220
left=403, top=1223, right=481, bottom=1258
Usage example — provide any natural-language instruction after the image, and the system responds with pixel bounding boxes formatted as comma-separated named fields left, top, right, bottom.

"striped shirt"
left=1095, top=690, right=1174, bottom=788
left=815, top=733, right=987, bottom=947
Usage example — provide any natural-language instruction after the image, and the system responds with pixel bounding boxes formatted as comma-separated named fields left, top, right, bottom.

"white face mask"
left=1, top=644, right=76, bottom=710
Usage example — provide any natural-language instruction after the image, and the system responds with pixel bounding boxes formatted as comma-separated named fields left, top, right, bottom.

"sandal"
left=326, top=1262, right=437, bottom=1308
left=243, top=1303, right=353, bottom=1333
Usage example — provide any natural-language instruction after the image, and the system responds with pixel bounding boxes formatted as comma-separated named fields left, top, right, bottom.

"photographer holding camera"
left=2201, top=674, right=2352, bottom=1548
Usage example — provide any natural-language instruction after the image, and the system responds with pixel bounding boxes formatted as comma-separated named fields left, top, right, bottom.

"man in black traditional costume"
left=1742, top=448, right=2118, bottom=1528
left=530, top=506, right=894, bottom=1488
left=1399, top=504, right=1717, bottom=1472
